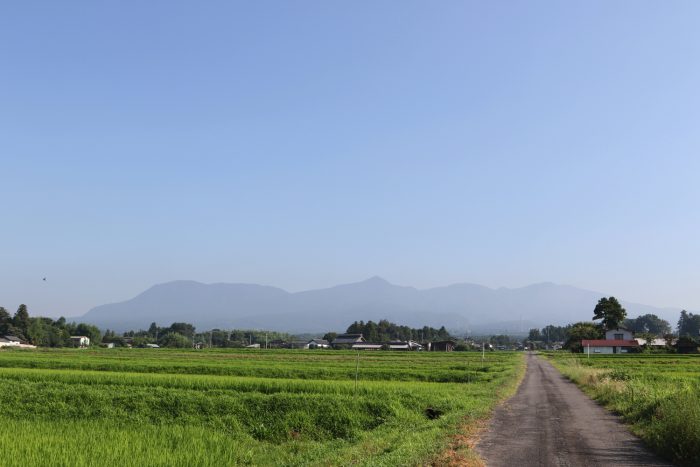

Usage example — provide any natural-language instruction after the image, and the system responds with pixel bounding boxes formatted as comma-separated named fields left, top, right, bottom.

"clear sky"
left=2, top=1, right=699, bottom=318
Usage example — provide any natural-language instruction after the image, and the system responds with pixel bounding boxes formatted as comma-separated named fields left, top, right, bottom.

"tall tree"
left=592, top=297, right=627, bottom=330
left=678, top=310, right=700, bottom=337
left=148, top=322, right=159, bottom=338
left=0, top=307, right=11, bottom=335
left=13, top=304, right=30, bottom=339
left=27, top=318, right=47, bottom=346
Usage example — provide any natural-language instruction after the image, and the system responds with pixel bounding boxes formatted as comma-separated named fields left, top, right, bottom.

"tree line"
left=106, top=322, right=293, bottom=348
left=0, top=305, right=101, bottom=346
left=338, top=319, right=452, bottom=343
left=526, top=297, right=700, bottom=352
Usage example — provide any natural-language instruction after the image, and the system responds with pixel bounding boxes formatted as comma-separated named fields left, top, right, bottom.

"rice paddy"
left=0, top=348, right=523, bottom=466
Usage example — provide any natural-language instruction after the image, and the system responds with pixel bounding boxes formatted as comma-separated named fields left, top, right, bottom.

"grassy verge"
left=544, top=352, right=700, bottom=466
left=433, top=351, right=527, bottom=466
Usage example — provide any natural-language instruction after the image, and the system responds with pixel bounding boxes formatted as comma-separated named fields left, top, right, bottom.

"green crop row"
left=0, top=348, right=514, bottom=383
left=0, top=348, right=524, bottom=466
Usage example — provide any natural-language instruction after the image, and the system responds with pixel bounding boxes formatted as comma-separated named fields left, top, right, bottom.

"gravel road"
left=476, top=352, right=674, bottom=467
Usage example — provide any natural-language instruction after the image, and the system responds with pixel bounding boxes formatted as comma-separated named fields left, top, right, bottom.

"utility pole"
left=482, top=342, right=485, bottom=362
left=354, top=351, right=360, bottom=395
left=265, top=333, right=268, bottom=349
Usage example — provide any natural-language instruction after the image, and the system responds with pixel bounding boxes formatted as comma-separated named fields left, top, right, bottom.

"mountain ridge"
left=76, top=277, right=684, bottom=334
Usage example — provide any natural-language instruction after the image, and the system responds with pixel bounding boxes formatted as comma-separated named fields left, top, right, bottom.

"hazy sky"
left=2, top=1, right=699, bottom=318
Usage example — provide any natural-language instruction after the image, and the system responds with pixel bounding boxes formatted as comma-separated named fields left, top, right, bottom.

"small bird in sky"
left=42, top=277, right=46, bottom=281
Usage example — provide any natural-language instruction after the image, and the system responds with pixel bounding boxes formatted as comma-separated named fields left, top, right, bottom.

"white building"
left=0, top=337, right=20, bottom=348
left=307, top=339, right=330, bottom=349
left=582, top=328, right=639, bottom=354
left=605, top=328, right=634, bottom=340
left=70, top=336, right=91, bottom=348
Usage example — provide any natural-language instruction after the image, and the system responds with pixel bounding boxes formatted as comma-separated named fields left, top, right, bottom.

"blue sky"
left=2, top=1, right=699, bottom=317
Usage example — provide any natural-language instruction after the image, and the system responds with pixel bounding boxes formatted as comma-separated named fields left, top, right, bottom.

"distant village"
left=2, top=301, right=699, bottom=354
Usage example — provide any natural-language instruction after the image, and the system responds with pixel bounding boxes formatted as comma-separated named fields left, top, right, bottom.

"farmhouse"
left=332, top=333, right=365, bottom=349
left=0, top=336, right=21, bottom=348
left=581, top=327, right=639, bottom=354
left=388, top=340, right=422, bottom=351
left=0, top=336, right=37, bottom=349
left=308, top=339, right=330, bottom=349
left=70, top=336, right=91, bottom=348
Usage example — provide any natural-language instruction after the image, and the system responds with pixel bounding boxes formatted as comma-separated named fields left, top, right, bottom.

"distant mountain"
left=77, top=277, right=683, bottom=334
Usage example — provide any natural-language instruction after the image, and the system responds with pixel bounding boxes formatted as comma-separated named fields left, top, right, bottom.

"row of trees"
left=341, top=319, right=452, bottom=343
left=526, top=297, right=699, bottom=352
left=109, top=322, right=294, bottom=348
left=0, top=305, right=101, bottom=347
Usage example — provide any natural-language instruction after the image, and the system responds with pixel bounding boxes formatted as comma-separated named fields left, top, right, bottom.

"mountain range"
left=75, top=277, right=683, bottom=334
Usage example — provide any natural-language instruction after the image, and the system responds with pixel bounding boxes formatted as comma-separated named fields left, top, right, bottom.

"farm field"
left=0, top=348, right=523, bottom=466
left=545, top=352, right=700, bottom=466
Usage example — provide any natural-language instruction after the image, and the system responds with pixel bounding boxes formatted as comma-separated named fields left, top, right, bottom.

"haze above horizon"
left=2, top=2, right=699, bottom=317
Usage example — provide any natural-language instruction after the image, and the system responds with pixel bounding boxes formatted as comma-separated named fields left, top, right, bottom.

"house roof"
left=0, top=337, right=10, bottom=343
left=309, top=339, right=329, bottom=345
left=332, top=334, right=365, bottom=344
left=4, top=336, right=21, bottom=342
left=70, top=336, right=90, bottom=339
left=581, top=339, right=639, bottom=347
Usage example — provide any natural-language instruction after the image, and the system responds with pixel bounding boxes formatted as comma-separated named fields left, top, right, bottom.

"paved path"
left=476, top=352, right=673, bottom=467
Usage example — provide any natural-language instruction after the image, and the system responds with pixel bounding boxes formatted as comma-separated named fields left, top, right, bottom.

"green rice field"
left=0, top=348, right=524, bottom=466
left=545, top=352, right=700, bottom=466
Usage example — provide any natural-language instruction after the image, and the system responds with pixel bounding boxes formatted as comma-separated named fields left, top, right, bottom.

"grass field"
left=0, top=348, right=524, bottom=466
left=545, top=352, right=700, bottom=466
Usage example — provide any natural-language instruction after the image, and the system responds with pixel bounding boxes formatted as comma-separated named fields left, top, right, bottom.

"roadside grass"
left=432, top=351, right=527, bottom=466
left=0, top=348, right=523, bottom=466
left=544, top=352, right=700, bottom=466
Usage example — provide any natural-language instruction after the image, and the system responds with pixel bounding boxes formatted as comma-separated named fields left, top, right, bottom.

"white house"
left=70, top=336, right=91, bottom=348
left=1, top=336, right=36, bottom=349
left=605, top=328, right=634, bottom=340
left=582, top=328, right=639, bottom=354
left=0, top=337, right=20, bottom=348
left=308, top=339, right=330, bottom=349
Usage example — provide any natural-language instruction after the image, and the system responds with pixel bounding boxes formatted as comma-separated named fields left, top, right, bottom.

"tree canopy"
left=592, top=297, right=627, bottom=330
left=345, top=319, right=451, bottom=342
left=677, top=310, right=700, bottom=338
left=623, top=314, right=671, bottom=336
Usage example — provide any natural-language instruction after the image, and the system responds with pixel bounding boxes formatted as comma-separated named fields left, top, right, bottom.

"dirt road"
left=476, top=352, right=673, bottom=466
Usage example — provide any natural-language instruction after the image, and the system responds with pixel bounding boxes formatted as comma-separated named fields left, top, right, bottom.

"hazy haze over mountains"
left=78, top=277, right=682, bottom=334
